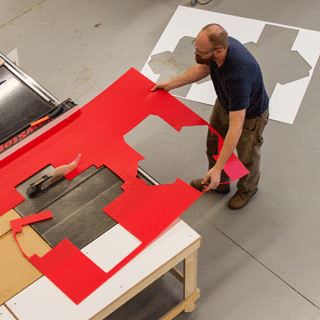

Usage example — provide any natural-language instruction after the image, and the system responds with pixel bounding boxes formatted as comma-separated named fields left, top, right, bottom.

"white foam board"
left=141, top=6, right=320, bottom=124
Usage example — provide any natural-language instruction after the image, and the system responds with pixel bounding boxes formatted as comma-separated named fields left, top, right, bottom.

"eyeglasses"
left=191, top=39, right=221, bottom=55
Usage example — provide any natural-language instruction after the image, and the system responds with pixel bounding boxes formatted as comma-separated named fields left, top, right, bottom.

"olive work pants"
left=206, top=100, right=269, bottom=196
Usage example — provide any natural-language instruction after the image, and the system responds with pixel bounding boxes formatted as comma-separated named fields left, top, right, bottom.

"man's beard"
left=195, top=54, right=211, bottom=65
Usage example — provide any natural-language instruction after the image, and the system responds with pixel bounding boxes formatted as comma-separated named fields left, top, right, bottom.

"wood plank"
left=184, top=250, right=198, bottom=312
left=169, top=267, right=184, bottom=284
left=160, top=288, right=200, bottom=320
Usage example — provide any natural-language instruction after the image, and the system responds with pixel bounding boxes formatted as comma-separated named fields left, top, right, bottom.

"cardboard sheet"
left=0, top=211, right=51, bottom=305
left=0, top=209, right=20, bottom=236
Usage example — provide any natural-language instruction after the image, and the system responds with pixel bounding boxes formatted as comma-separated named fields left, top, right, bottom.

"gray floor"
left=1, top=0, right=319, bottom=319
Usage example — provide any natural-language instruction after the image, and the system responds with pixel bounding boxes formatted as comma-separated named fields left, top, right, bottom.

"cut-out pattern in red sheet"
left=11, top=211, right=109, bottom=305
left=0, top=68, right=248, bottom=217
left=2, top=68, right=249, bottom=304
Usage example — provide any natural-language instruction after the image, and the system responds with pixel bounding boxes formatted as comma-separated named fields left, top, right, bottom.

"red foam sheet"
left=11, top=212, right=109, bottom=305
left=29, top=239, right=108, bottom=305
left=99, top=178, right=201, bottom=280
left=213, top=152, right=249, bottom=181
left=0, top=68, right=247, bottom=217
left=1, top=68, right=250, bottom=304
left=10, top=211, right=53, bottom=234
left=105, top=178, right=200, bottom=243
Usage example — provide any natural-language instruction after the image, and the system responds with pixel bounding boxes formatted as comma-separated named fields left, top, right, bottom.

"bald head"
left=201, top=24, right=229, bottom=49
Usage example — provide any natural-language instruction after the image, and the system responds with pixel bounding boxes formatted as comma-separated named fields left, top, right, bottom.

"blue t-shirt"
left=209, top=37, right=269, bottom=118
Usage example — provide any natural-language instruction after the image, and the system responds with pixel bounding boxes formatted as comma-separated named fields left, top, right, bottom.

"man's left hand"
left=202, top=167, right=222, bottom=192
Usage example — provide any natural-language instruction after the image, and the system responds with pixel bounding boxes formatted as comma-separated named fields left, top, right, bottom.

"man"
left=152, top=24, right=269, bottom=209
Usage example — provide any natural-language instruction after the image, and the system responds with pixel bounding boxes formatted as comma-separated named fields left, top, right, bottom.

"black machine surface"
left=1, top=51, right=159, bottom=252
left=0, top=53, right=78, bottom=157
left=0, top=67, right=54, bottom=142
left=15, top=165, right=158, bottom=250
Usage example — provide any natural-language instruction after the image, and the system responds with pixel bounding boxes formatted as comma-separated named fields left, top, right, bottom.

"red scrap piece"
left=29, top=239, right=109, bottom=305
left=10, top=210, right=53, bottom=234
left=11, top=211, right=109, bottom=305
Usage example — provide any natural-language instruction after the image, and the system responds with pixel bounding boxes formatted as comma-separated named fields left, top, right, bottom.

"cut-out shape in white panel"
left=7, top=220, right=200, bottom=320
left=141, top=6, right=320, bottom=124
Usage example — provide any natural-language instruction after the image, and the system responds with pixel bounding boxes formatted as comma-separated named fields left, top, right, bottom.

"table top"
left=6, top=219, right=201, bottom=320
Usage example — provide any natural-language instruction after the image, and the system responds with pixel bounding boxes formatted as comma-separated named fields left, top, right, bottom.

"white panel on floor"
left=141, top=5, right=320, bottom=124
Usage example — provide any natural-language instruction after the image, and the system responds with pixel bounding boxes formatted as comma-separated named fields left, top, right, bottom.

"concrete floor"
left=1, top=0, right=319, bottom=319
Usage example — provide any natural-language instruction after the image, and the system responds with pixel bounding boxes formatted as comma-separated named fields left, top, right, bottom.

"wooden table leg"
left=184, top=250, right=198, bottom=312
left=161, top=249, right=200, bottom=319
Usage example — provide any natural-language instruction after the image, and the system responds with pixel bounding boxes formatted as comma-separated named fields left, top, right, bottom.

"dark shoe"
left=190, top=178, right=230, bottom=194
left=190, top=178, right=206, bottom=192
left=228, top=190, right=258, bottom=210
left=214, top=183, right=230, bottom=194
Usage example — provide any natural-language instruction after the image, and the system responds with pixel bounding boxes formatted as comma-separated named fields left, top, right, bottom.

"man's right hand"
left=151, top=64, right=210, bottom=92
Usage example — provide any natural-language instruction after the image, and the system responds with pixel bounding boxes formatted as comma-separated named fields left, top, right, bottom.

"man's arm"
left=202, top=109, right=246, bottom=191
left=151, top=64, right=210, bottom=92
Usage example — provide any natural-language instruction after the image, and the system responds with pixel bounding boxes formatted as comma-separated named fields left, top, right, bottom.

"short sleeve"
left=225, top=79, right=252, bottom=112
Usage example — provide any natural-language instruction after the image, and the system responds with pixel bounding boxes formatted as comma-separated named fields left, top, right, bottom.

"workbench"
left=1, top=166, right=202, bottom=319
left=3, top=214, right=201, bottom=319
left=0, top=55, right=202, bottom=319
